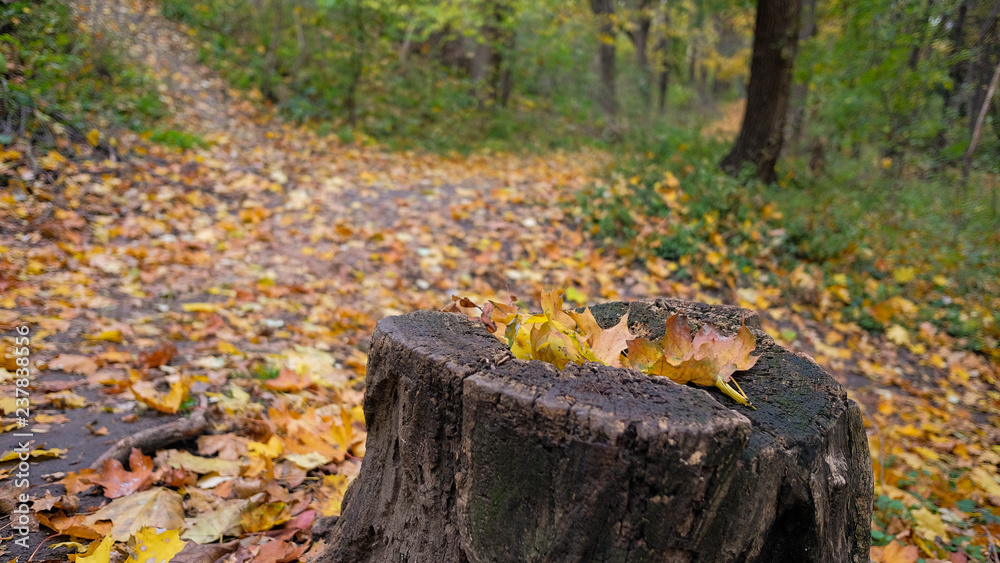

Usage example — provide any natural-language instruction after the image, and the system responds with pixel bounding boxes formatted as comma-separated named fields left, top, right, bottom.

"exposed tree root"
left=89, top=408, right=217, bottom=469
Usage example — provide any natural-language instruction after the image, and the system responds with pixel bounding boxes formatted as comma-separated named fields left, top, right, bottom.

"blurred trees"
left=150, top=0, right=1000, bottom=184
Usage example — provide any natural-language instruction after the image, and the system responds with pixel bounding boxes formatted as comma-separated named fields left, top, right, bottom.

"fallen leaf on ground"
left=82, top=487, right=186, bottom=541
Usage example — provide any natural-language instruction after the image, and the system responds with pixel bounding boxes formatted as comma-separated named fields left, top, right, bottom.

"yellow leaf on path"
left=870, top=540, right=919, bottom=563
left=182, top=303, right=219, bottom=313
left=40, top=150, right=66, bottom=170
left=45, top=390, right=87, bottom=409
left=0, top=396, right=18, bottom=415
left=85, top=329, right=124, bottom=343
left=240, top=501, right=289, bottom=532
left=83, top=487, right=185, bottom=541
left=75, top=535, right=115, bottom=563
left=0, top=447, right=65, bottom=462
left=313, top=474, right=349, bottom=517
left=248, top=435, right=283, bottom=458
left=163, top=450, right=242, bottom=476
left=217, top=341, right=240, bottom=355
left=886, top=325, right=910, bottom=346
left=86, top=129, right=101, bottom=147
left=182, top=499, right=247, bottom=544
left=284, top=451, right=330, bottom=470
left=50, top=541, right=87, bottom=552
left=131, top=379, right=188, bottom=414
left=970, top=466, right=1000, bottom=496
left=910, top=506, right=949, bottom=542
left=892, top=266, right=916, bottom=284
left=125, top=527, right=186, bottom=563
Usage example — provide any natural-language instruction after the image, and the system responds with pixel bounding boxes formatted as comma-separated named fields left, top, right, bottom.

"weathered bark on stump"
left=315, top=299, right=872, bottom=563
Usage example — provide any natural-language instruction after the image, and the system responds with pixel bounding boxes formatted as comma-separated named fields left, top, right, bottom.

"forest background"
left=1, top=0, right=1000, bottom=561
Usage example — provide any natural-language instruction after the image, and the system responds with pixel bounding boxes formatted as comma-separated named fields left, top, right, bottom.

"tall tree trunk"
left=472, top=1, right=515, bottom=108
left=262, top=0, right=284, bottom=103
left=785, top=0, right=818, bottom=148
left=720, top=0, right=801, bottom=184
left=488, top=2, right=515, bottom=108
left=590, top=0, right=618, bottom=119
left=627, top=0, right=653, bottom=108
left=344, top=0, right=366, bottom=127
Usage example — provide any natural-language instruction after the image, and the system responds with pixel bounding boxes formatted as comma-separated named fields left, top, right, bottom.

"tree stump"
left=315, top=299, right=873, bottom=563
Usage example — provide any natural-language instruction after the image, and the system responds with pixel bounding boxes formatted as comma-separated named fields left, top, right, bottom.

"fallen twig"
left=89, top=408, right=217, bottom=469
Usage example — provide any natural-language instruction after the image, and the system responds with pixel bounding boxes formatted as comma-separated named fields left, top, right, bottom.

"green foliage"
left=160, top=0, right=693, bottom=152
left=253, top=363, right=281, bottom=381
left=0, top=0, right=162, bottom=142
left=149, top=128, right=208, bottom=149
left=582, top=125, right=1000, bottom=357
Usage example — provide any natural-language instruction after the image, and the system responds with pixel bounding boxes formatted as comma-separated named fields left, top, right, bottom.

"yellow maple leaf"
left=240, top=501, right=290, bottom=532
left=970, top=466, right=1000, bottom=496
left=131, top=379, right=189, bottom=414
left=886, top=325, right=910, bottom=346
left=0, top=447, right=66, bottom=462
left=313, top=474, right=350, bottom=517
left=248, top=435, right=283, bottom=458
left=910, top=506, right=949, bottom=542
left=125, top=527, right=186, bottom=563
left=86, top=129, right=101, bottom=147
left=75, top=535, right=115, bottom=563
left=892, top=266, right=916, bottom=284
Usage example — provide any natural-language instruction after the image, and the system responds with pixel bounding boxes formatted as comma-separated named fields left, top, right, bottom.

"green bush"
left=0, top=0, right=162, bottom=143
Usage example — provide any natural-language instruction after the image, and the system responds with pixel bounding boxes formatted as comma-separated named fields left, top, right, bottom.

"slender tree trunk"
left=969, top=1, right=1000, bottom=133
left=946, top=1, right=968, bottom=116
left=263, top=0, right=284, bottom=102
left=932, top=0, right=969, bottom=161
left=627, top=0, right=653, bottom=108
left=590, top=0, right=618, bottom=119
left=720, top=0, right=801, bottom=183
left=962, top=56, right=1000, bottom=187
left=653, top=2, right=671, bottom=114
left=344, top=0, right=366, bottom=127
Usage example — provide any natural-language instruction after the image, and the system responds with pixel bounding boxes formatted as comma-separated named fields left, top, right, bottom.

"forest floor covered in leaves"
left=0, top=1, right=998, bottom=562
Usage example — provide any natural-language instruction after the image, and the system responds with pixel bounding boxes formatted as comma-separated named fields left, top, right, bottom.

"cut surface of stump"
left=316, top=298, right=873, bottom=563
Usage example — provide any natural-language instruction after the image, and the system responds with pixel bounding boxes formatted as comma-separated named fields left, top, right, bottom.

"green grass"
left=149, top=128, right=208, bottom=149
